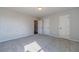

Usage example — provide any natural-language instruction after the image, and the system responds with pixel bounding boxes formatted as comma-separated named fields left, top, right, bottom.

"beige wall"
left=0, top=8, right=35, bottom=42
left=42, top=8, right=79, bottom=42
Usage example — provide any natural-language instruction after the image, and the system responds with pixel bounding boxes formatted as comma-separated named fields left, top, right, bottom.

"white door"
left=58, top=15, right=70, bottom=39
left=38, top=20, right=43, bottom=34
left=43, top=18, right=50, bottom=35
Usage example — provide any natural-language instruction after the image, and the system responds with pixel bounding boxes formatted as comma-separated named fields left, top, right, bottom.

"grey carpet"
left=0, top=34, right=79, bottom=52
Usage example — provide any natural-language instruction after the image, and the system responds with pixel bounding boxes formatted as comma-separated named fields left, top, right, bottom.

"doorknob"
left=59, top=27, right=62, bottom=29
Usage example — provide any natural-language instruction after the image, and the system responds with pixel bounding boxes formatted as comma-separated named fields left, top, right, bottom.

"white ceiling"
left=7, top=7, right=74, bottom=17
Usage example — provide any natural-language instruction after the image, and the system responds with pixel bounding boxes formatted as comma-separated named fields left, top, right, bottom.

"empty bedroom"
left=0, top=7, right=79, bottom=52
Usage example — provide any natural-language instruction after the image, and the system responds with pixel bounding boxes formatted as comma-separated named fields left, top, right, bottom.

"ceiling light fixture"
left=38, top=7, right=42, bottom=11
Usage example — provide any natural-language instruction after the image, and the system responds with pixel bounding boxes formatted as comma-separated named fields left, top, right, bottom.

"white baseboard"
left=0, top=33, right=34, bottom=43
left=47, top=34, right=79, bottom=42
left=57, top=36, right=79, bottom=42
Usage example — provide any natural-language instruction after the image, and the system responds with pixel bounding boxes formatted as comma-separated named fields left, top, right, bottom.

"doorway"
left=34, top=20, right=38, bottom=34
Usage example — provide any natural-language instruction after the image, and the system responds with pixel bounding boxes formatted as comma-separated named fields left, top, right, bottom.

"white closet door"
left=58, top=15, right=70, bottom=39
left=43, top=17, right=50, bottom=35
